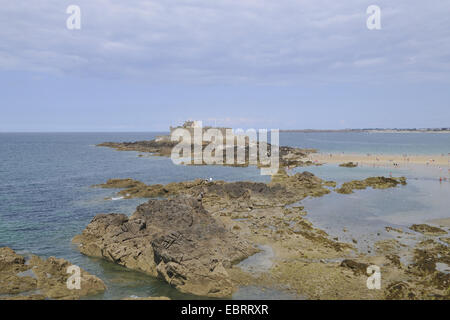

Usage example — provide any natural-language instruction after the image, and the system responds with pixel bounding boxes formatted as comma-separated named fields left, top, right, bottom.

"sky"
left=1, top=0, right=449, bottom=132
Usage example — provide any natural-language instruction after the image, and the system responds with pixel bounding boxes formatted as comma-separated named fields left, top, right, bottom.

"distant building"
left=182, top=120, right=202, bottom=128
left=170, top=120, right=231, bottom=136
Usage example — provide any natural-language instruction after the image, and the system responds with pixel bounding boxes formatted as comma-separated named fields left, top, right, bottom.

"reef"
left=76, top=171, right=347, bottom=297
left=72, top=171, right=450, bottom=300
left=98, top=137, right=317, bottom=169
left=335, top=176, right=407, bottom=194
left=409, top=224, right=448, bottom=236
left=95, top=171, right=333, bottom=206
left=73, top=197, right=258, bottom=297
left=98, top=140, right=178, bottom=157
left=0, top=247, right=106, bottom=300
left=339, top=162, right=358, bottom=168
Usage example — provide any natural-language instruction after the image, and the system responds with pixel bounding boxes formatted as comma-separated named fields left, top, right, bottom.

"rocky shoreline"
left=335, top=176, right=407, bottom=194
left=0, top=247, right=106, bottom=300
left=97, top=138, right=318, bottom=169
left=3, top=168, right=449, bottom=299
left=68, top=169, right=449, bottom=299
left=2, top=128, right=448, bottom=299
left=309, top=152, right=450, bottom=167
left=72, top=197, right=257, bottom=297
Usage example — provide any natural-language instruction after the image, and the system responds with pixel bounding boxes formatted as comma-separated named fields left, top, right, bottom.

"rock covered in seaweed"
left=0, top=247, right=106, bottom=300
left=335, top=176, right=406, bottom=194
left=339, top=162, right=358, bottom=168
left=409, top=224, right=447, bottom=236
left=97, top=136, right=316, bottom=169
left=94, top=171, right=333, bottom=211
left=98, top=140, right=177, bottom=157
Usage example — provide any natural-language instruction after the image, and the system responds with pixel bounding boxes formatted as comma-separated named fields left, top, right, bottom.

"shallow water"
left=1, top=132, right=449, bottom=299
left=295, top=163, right=450, bottom=253
left=232, top=286, right=299, bottom=300
left=237, top=245, right=274, bottom=274
left=0, top=132, right=267, bottom=299
left=436, top=263, right=450, bottom=274
left=280, top=131, right=450, bottom=155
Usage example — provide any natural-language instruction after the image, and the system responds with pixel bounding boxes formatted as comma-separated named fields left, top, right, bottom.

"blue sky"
left=1, top=0, right=449, bottom=131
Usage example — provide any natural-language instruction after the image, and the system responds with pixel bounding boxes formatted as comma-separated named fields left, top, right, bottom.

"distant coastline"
left=280, top=128, right=450, bottom=133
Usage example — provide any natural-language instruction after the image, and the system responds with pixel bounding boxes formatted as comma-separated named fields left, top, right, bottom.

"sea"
left=1, top=132, right=449, bottom=299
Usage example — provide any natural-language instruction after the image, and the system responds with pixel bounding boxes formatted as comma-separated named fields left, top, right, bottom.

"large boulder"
left=73, top=196, right=257, bottom=297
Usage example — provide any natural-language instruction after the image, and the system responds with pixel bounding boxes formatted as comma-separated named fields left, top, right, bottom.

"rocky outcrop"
left=409, top=224, right=447, bottom=236
left=385, top=226, right=404, bottom=234
left=408, top=240, right=450, bottom=297
left=335, top=176, right=407, bottom=194
left=340, top=259, right=369, bottom=276
left=339, top=162, right=358, bottom=168
left=98, top=140, right=178, bottom=157
left=78, top=169, right=450, bottom=300
left=73, top=196, right=257, bottom=297
left=95, top=171, right=333, bottom=212
left=85, top=172, right=424, bottom=299
left=79, top=171, right=348, bottom=297
left=0, top=247, right=106, bottom=300
left=98, top=136, right=316, bottom=169
left=95, top=178, right=210, bottom=199
left=385, top=281, right=418, bottom=300
left=97, top=169, right=335, bottom=202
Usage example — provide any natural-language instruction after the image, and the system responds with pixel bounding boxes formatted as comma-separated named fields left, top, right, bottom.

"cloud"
left=1, top=0, right=450, bottom=84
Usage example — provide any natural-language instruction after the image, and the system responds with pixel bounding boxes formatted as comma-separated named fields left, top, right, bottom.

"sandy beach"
left=308, top=153, right=450, bottom=168
left=428, top=218, right=450, bottom=228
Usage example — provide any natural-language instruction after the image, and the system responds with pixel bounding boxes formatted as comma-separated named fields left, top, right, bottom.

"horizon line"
left=1, top=127, right=449, bottom=134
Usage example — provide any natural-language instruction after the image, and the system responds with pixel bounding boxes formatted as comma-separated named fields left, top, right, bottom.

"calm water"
left=1, top=132, right=449, bottom=299
left=294, top=163, right=450, bottom=253
left=280, top=131, right=450, bottom=155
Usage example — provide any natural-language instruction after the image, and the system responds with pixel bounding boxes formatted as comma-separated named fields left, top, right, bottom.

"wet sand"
left=428, top=218, right=450, bottom=228
left=308, top=153, right=450, bottom=168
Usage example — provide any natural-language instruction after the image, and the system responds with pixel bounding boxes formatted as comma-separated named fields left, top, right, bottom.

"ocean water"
left=0, top=132, right=267, bottom=299
left=294, top=163, right=450, bottom=253
left=0, top=132, right=449, bottom=299
left=279, top=131, right=450, bottom=155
